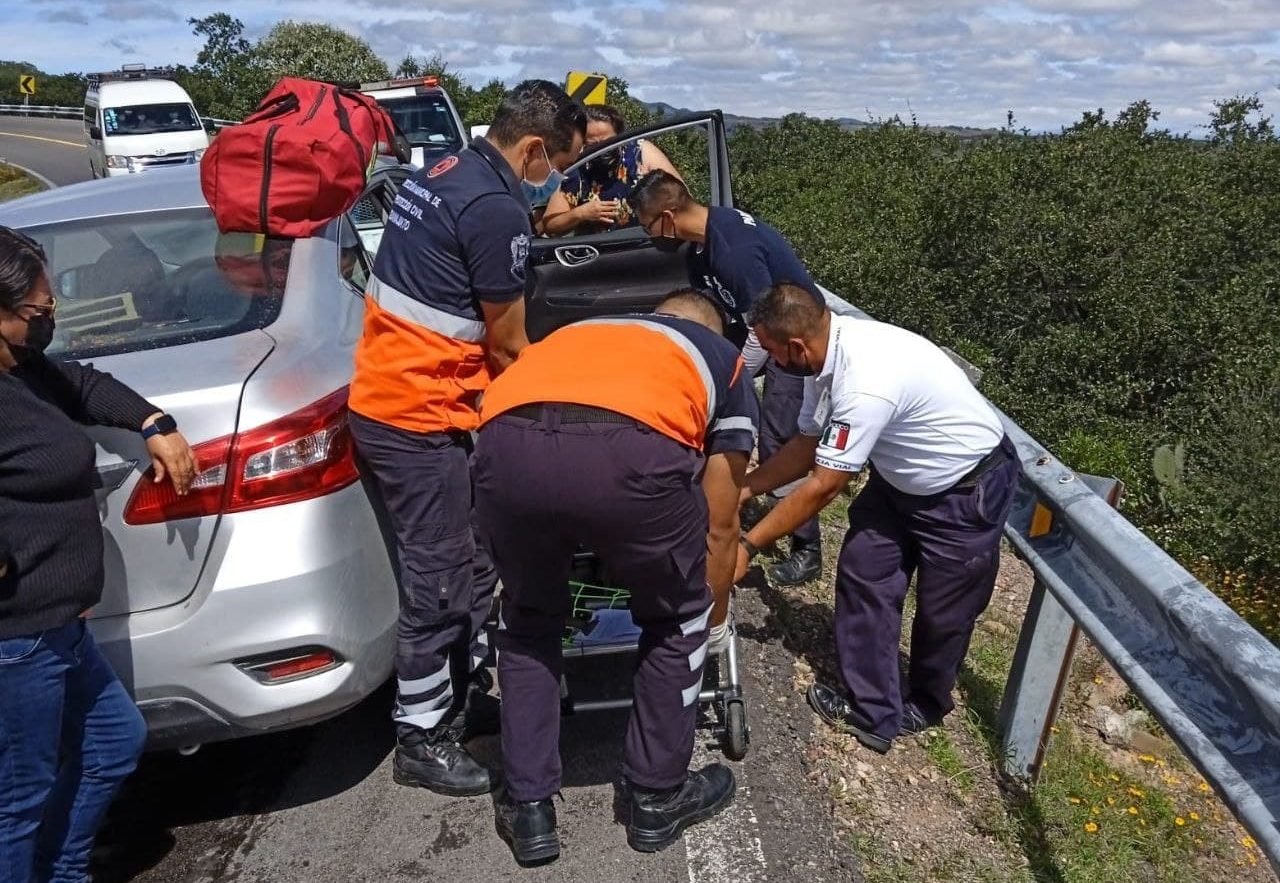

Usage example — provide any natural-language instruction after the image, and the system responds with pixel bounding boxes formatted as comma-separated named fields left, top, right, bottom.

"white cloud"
left=6, top=0, right=1280, bottom=132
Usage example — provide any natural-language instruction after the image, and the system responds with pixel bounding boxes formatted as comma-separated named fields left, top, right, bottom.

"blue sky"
left=9, top=0, right=1280, bottom=132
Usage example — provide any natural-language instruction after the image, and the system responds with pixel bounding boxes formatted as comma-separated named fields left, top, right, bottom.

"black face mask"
left=23, top=315, right=56, bottom=353
left=648, top=214, right=682, bottom=253
left=585, top=149, right=621, bottom=179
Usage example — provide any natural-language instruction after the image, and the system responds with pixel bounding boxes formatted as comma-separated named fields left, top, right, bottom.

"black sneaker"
left=767, top=545, right=822, bottom=586
left=806, top=682, right=892, bottom=754
left=495, top=790, right=559, bottom=866
left=626, top=764, right=736, bottom=853
left=899, top=700, right=943, bottom=736
left=393, top=724, right=493, bottom=796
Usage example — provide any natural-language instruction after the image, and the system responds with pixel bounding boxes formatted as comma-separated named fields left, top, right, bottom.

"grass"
left=0, top=162, right=42, bottom=201
left=922, top=728, right=976, bottom=797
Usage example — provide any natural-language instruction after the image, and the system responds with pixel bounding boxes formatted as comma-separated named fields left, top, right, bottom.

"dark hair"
left=586, top=104, right=627, bottom=138
left=487, top=79, right=588, bottom=157
left=655, top=287, right=725, bottom=334
left=0, top=225, right=48, bottom=312
left=747, top=282, right=827, bottom=341
left=629, top=169, right=691, bottom=219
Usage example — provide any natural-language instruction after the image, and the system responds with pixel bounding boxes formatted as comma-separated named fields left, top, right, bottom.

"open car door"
left=524, top=111, right=733, bottom=341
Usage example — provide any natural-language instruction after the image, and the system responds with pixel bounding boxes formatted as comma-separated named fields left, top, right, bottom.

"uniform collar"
left=470, top=137, right=530, bottom=211
left=818, top=314, right=842, bottom=381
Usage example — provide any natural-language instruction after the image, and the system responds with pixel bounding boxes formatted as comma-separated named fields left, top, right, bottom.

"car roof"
left=90, top=79, right=193, bottom=104
left=0, top=167, right=210, bottom=229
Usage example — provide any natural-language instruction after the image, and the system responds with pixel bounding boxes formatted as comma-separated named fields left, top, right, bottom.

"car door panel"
left=525, top=112, right=732, bottom=340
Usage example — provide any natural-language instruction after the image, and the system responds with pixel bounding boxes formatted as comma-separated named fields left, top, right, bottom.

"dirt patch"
left=748, top=501, right=1277, bottom=882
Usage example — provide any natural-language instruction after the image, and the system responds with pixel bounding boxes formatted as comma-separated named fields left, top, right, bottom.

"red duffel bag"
left=200, top=78, right=405, bottom=237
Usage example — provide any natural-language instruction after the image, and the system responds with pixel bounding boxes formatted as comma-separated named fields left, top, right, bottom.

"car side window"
left=338, top=217, right=372, bottom=292
left=539, top=120, right=713, bottom=241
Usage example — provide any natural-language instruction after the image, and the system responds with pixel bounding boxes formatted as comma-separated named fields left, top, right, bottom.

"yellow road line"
left=0, top=131, right=85, bottom=149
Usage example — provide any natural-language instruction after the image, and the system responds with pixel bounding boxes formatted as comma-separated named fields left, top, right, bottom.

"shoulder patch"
left=822, top=420, right=851, bottom=450
left=510, top=232, right=530, bottom=276
left=427, top=155, right=460, bottom=178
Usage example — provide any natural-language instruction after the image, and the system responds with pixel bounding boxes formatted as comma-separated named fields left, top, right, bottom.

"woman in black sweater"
left=0, top=225, right=195, bottom=883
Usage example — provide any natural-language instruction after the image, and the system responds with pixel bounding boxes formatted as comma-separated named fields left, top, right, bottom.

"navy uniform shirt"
left=686, top=206, right=821, bottom=345
left=373, top=136, right=532, bottom=319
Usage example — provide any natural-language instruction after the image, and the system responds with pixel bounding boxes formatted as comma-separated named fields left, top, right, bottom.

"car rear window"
left=377, top=95, right=463, bottom=154
left=24, top=209, right=292, bottom=360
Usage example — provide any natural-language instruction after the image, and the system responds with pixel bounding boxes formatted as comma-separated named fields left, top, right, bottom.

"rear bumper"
left=89, top=483, right=398, bottom=751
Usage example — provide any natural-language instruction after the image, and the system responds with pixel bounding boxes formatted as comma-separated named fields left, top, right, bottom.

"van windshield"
left=104, top=103, right=202, bottom=136
left=376, top=95, right=463, bottom=154
left=23, top=209, right=291, bottom=360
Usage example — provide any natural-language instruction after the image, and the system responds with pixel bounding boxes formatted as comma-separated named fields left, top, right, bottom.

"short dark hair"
left=585, top=104, right=627, bottom=137
left=487, top=79, right=588, bottom=157
left=0, top=225, right=48, bottom=312
left=747, top=282, right=826, bottom=341
left=655, top=287, right=725, bottom=334
left=629, top=170, right=691, bottom=219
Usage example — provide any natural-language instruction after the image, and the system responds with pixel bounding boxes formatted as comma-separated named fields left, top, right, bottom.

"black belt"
left=952, top=435, right=1014, bottom=489
left=506, top=403, right=637, bottom=425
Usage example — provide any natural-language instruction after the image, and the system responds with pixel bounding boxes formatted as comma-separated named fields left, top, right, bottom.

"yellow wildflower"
left=1175, top=817, right=1186, bottom=826
left=1127, top=787, right=1145, bottom=797
left=1069, top=797, right=1081, bottom=805
left=1084, top=821, right=1099, bottom=833
left=1189, top=812, right=1200, bottom=821
left=1242, top=836, right=1257, bottom=849
left=1198, top=781, right=1210, bottom=793
left=1127, top=806, right=1139, bottom=815
left=1138, top=754, right=1155, bottom=763
left=1109, top=773, right=1120, bottom=782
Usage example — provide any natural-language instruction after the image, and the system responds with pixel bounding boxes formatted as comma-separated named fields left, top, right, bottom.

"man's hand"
left=143, top=414, right=197, bottom=496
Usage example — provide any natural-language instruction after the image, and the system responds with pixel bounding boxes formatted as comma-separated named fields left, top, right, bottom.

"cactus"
left=1153, top=442, right=1186, bottom=505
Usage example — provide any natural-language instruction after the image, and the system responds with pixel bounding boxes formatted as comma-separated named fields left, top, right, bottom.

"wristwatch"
left=740, top=536, right=760, bottom=561
left=141, top=413, right=178, bottom=440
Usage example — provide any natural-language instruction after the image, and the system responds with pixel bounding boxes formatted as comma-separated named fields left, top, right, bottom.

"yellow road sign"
left=565, top=71, right=607, bottom=106
left=19, top=75, right=37, bottom=96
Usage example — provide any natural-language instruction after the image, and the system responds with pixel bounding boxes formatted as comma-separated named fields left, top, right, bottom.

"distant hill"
left=642, top=101, right=999, bottom=139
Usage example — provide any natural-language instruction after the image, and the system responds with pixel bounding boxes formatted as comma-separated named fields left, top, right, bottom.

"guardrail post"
left=998, top=578, right=1080, bottom=780
left=998, top=474, right=1121, bottom=782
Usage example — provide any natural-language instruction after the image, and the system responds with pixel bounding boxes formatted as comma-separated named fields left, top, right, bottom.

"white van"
left=360, top=76, right=468, bottom=169
left=85, top=65, right=209, bottom=178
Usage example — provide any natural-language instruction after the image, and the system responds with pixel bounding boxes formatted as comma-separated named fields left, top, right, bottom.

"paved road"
left=91, top=588, right=861, bottom=883
left=0, top=116, right=91, bottom=186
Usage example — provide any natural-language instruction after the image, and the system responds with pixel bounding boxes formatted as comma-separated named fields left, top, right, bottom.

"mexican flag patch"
left=822, top=420, right=851, bottom=450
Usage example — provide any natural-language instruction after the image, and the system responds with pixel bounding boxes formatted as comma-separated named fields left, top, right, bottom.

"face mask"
left=521, top=142, right=564, bottom=208
left=585, top=149, right=621, bottom=179
left=647, top=214, right=682, bottom=253
left=776, top=343, right=815, bottom=377
left=23, top=315, right=56, bottom=353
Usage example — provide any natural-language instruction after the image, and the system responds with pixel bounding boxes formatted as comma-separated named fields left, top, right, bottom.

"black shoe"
left=899, top=700, right=943, bottom=736
left=626, top=764, right=736, bottom=853
left=806, top=682, right=892, bottom=754
left=767, top=545, right=822, bottom=586
left=495, top=790, right=559, bottom=866
left=393, top=724, right=493, bottom=796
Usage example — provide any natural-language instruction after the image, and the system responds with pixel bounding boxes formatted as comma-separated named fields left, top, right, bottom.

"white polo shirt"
left=797, top=315, right=1004, bottom=495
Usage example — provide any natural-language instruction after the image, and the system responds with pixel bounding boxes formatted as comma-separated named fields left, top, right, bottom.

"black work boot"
left=767, top=544, right=822, bottom=586
left=393, top=724, right=493, bottom=796
left=626, top=764, right=736, bottom=853
left=495, top=790, right=559, bottom=866
left=806, top=682, right=891, bottom=754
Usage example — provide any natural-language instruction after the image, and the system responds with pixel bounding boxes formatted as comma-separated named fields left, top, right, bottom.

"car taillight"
left=124, top=388, right=359, bottom=525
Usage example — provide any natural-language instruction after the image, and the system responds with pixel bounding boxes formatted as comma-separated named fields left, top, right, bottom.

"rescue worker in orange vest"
left=473, top=290, right=757, bottom=864
left=348, top=81, right=586, bottom=797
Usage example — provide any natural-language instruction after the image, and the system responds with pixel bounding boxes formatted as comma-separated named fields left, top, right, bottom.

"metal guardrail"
left=817, top=285, right=1280, bottom=872
left=0, top=104, right=80, bottom=119
left=0, top=105, right=239, bottom=131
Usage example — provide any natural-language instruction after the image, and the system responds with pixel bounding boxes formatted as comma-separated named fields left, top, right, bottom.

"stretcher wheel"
left=723, top=699, right=749, bottom=761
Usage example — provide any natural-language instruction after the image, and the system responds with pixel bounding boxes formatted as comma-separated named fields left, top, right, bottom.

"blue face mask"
left=521, top=143, right=564, bottom=208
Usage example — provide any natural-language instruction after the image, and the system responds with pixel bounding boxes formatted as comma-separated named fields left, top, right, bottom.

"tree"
left=255, top=21, right=389, bottom=85
left=1208, top=94, right=1274, bottom=145
left=182, top=14, right=269, bottom=120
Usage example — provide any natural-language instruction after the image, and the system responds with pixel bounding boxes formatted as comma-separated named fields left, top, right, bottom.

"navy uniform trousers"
left=474, top=409, right=712, bottom=803
left=758, top=361, right=820, bottom=549
left=350, top=413, right=497, bottom=733
left=838, top=437, right=1020, bottom=740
